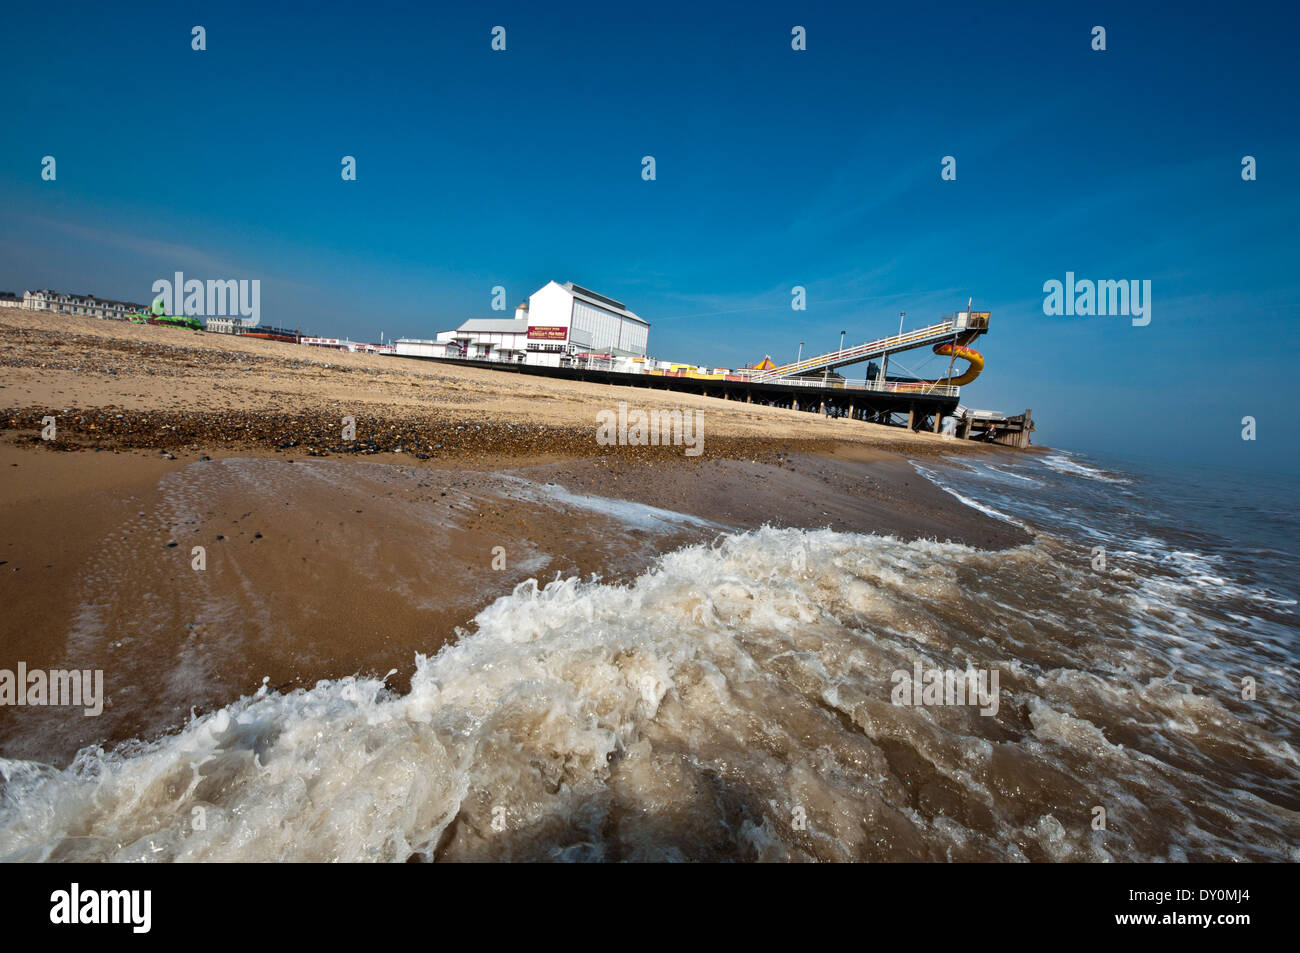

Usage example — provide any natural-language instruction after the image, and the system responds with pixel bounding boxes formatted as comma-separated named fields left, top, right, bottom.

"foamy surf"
left=913, top=463, right=1032, bottom=531
left=2, top=524, right=1296, bottom=863
left=496, top=474, right=725, bottom=531
left=1041, top=452, right=1131, bottom=484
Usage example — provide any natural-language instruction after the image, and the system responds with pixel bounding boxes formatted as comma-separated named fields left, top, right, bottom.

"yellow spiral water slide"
left=930, top=340, right=984, bottom=385
left=899, top=332, right=984, bottom=389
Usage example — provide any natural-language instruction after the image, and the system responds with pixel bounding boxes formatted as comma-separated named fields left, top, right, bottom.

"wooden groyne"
left=956, top=408, right=1035, bottom=448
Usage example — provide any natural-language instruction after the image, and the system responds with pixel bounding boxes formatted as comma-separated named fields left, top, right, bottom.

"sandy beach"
left=1, top=309, right=1027, bottom=762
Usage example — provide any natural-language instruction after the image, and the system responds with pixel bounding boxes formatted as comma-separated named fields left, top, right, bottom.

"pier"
left=390, top=353, right=965, bottom=434
left=385, top=302, right=1035, bottom=447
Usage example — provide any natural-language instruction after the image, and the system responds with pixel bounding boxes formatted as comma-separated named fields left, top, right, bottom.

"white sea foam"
left=912, top=464, right=1032, bottom=530
left=982, top=464, right=1042, bottom=486
left=496, top=475, right=724, bottom=532
left=1041, top=453, right=1131, bottom=484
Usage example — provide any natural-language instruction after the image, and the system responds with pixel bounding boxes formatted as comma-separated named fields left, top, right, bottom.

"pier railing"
left=768, top=377, right=960, bottom=397
left=752, top=319, right=961, bottom=381
left=956, top=403, right=1006, bottom=421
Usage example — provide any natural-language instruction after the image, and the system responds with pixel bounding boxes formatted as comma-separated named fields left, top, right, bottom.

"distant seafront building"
left=395, top=281, right=651, bottom=367
left=19, top=288, right=252, bottom=333
left=204, top=315, right=254, bottom=334
left=21, top=289, right=150, bottom=319
left=300, top=336, right=394, bottom=354
left=0, top=291, right=22, bottom=308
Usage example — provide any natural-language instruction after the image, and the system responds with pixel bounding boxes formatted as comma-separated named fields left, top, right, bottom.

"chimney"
left=515, top=301, right=528, bottom=321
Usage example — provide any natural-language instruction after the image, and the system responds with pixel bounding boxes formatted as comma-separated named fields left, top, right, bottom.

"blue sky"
left=2, top=1, right=1298, bottom=471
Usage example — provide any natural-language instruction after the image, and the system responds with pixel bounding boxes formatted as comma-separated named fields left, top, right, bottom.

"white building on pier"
left=395, top=281, right=651, bottom=367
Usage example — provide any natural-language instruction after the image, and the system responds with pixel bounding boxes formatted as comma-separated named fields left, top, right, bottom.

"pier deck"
left=391, top=354, right=962, bottom=433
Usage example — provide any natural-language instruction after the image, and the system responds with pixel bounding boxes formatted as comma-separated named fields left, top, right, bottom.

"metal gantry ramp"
left=753, top=310, right=990, bottom=382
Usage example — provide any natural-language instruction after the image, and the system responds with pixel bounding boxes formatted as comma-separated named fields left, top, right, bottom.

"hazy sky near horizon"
left=2, top=1, right=1298, bottom=471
